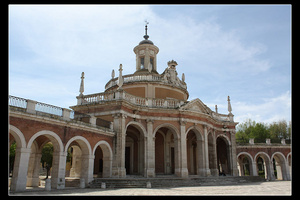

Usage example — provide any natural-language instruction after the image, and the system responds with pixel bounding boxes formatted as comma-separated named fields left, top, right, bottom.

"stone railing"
left=78, top=90, right=185, bottom=109
left=9, top=95, right=74, bottom=120
left=211, top=112, right=230, bottom=122
left=8, top=95, right=113, bottom=132
left=105, top=73, right=187, bottom=91
left=78, top=91, right=233, bottom=122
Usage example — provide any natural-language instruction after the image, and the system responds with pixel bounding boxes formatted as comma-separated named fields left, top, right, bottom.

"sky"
left=9, top=4, right=291, bottom=124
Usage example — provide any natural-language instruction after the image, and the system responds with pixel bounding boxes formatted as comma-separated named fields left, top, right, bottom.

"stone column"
left=230, top=130, right=239, bottom=176
left=203, top=125, right=211, bottom=176
left=145, top=119, right=155, bottom=177
left=81, top=154, right=95, bottom=185
left=70, top=146, right=82, bottom=177
left=267, top=160, right=276, bottom=181
left=210, top=129, right=219, bottom=176
left=196, top=139, right=206, bottom=176
left=251, top=162, right=258, bottom=176
left=10, top=147, right=31, bottom=191
left=179, top=120, right=189, bottom=178
left=111, top=113, right=126, bottom=177
left=51, top=151, right=67, bottom=189
left=27, top=153, right=42, bottom=187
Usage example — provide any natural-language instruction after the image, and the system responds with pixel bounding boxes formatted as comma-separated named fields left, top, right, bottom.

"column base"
left=145, top=168, right=155, bottom=178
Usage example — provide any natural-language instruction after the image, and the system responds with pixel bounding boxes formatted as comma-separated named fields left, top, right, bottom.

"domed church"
left=70, top=23, right=239, bottom=178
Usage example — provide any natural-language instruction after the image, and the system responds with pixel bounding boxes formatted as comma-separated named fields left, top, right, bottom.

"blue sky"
left=9, top=5, right=291, bottom=124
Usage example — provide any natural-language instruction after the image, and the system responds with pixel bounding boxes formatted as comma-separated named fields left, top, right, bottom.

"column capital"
left=146, top=118, right=154, bottom=124
left=179, top=119, right=187, bottom=126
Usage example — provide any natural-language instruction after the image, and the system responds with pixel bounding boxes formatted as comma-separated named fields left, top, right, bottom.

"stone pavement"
left=9, top=181, right=291, bottom=196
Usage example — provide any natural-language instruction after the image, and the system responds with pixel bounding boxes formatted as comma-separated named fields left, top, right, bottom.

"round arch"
left=125, top=121, right=147, bottom=138
left=9, top=125, right=26, bottom=148
left=254, top=151, right=273, bottom=180
left=271, top=152, right=287, bottom=163
left=185, top=125, right=204, bottom=141
left=271, top=152, right=289, bottom=180
left=26, top=130, right=65, bottom=189
left=216, top=134, right=231, bottom=146
left=237, top=152, right=254, bottom=163
left=27, top=130, right=64, bottom=152
left=254, top=151, right=271, bottom=163
left=153, top=123, right=180, bottom=139
left=93, top=140, right=113, bottom=178
left=92, top=140, right=113, bottom=157
left=64, top=136, right=92, bottom=155
left=237, top=152, right=256, bottom=176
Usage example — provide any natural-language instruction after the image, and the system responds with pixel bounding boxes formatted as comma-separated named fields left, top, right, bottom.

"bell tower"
left=133, top=21, right=159, bottom=75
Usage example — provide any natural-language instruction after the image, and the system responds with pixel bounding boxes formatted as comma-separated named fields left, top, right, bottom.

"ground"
left=9, top=181, right=291, bottom=196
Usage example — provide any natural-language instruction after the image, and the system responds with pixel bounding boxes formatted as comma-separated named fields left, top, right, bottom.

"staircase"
left=89, top=176, right=265, bottom=189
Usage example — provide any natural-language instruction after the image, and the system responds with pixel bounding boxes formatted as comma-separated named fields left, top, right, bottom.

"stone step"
left=65, top=178, right=80, bottom=187
left=89, top=176, right=265, bottom=188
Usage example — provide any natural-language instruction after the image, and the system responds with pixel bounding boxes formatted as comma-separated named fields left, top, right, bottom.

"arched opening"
left=237, top=154, right=252, bottom=176
left=65, top=136, right=92, bottom=185
left=27, top=130, right=64, bottom=189
left=272, top=152, right=288, bottom=180
left=254, top=152, right=271, bottom=180
left=155, top=131, right=165, bottom=174
left=257, top=156, right=266, bottom=179
left=9, top=126, right=27, bottom=191
left=216, top=136, right=231, bottom=175
left=93, top=146, right=103, bottom=177
left=186, top=130, right=197, bottom=175
left=186, top=128, right=205, bottom=176
left=93, top=141, right=113, bottom=178
left=154, top=125, right=179, bottom=176
left=125, top=124, right=145, bottom=176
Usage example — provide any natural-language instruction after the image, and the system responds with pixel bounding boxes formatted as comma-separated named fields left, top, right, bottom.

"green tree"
left=9, top=142, right=16, bottom=175
left=252, top=122, right=270, bottom=143
left=269, top=120, right=288, bottom=143
left=236, top=119, right=291, bottom=144
left=236, top=119, right=256, bottom=143
left=40, top=142, right=53, bottom=179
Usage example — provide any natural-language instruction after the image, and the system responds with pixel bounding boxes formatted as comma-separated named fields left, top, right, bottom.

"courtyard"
left=10, top=181, right=291, bottom=196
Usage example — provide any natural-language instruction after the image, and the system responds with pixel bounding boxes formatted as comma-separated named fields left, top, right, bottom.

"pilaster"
left=230, top=130, right=239, bottom=176
left=179, top=119, right=189, bottom=178
left=203, top=125, right=211, bottom=176
left=111, top=113, right=127, bottom=177
left=145, top=119, right=155, bottom=177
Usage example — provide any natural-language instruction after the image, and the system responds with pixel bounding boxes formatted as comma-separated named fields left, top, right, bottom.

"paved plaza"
left=10, top=181, right=291, bottom=196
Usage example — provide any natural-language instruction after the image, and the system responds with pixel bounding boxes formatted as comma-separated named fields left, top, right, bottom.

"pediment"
left=180, top=98, right=211, bottom=114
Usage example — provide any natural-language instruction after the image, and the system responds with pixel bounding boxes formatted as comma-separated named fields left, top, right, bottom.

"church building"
left=70, top=23, right=239, bottom=178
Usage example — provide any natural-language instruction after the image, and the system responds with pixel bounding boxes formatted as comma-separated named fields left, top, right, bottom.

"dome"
left=139, top=39, right=154, bottom=45
left=139, top=34, right=154, bottom=45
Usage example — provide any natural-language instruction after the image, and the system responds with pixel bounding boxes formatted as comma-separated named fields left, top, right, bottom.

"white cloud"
left=232, top=91, right=291, bottom=124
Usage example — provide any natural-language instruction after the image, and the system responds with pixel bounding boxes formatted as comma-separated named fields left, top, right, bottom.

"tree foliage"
left=236, top=119, right=291, bottom=144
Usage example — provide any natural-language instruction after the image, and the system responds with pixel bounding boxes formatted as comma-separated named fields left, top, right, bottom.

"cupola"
left=133, top=21, right=159, bottom=75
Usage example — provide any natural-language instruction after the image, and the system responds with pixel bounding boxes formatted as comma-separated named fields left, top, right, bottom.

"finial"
left=111, top=69, right=115, bottom=79
left=227, top=96, right=232, bottom=113
left=79, top=72, right=84, bottom=96
left=117, top=64, right=123, bottom=89
left=182, top=73, right=185, bottom=82
left=144, top=20, right=149, bottom=40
